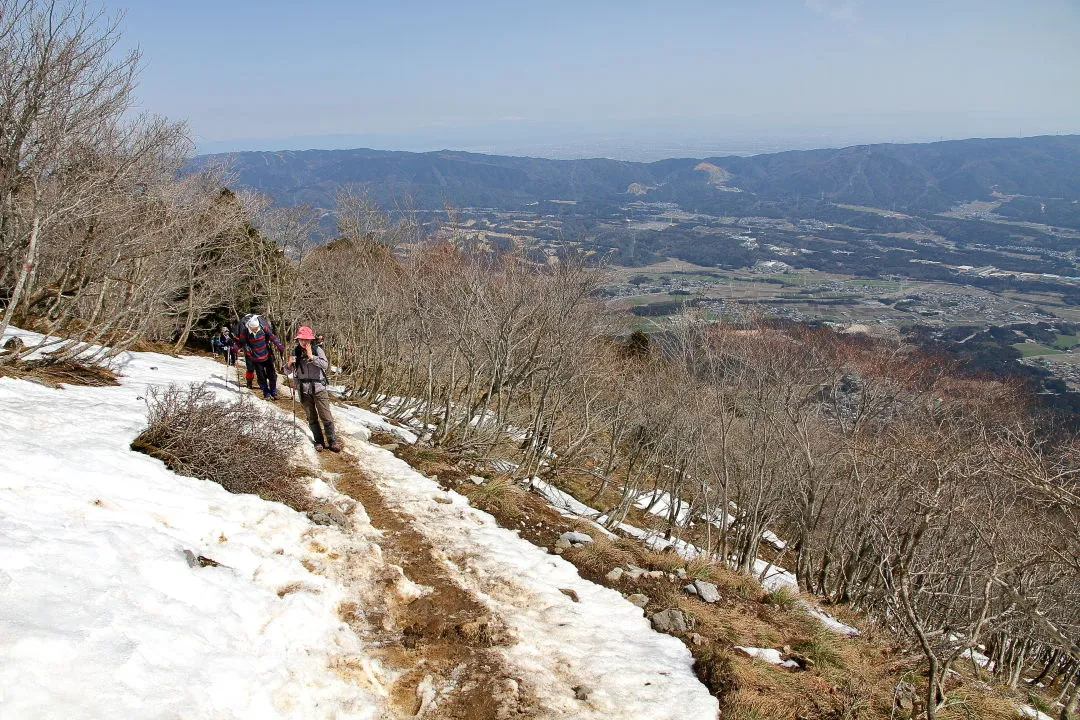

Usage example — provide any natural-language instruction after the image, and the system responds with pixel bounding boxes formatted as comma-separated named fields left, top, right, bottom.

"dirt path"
left=318, top=450, right=534, bottom=719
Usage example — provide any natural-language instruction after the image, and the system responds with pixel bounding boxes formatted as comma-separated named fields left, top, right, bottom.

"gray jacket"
left=290, top=344, right=330, bottom=394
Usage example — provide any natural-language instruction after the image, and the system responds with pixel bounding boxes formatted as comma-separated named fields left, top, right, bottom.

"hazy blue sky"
left=113, top=0, right=1080, bottom=156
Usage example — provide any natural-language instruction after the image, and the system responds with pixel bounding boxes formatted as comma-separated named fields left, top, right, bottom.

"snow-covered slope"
left=0, top=329, right=391, bottom=719
left=0, top=329, right=720, bottom=719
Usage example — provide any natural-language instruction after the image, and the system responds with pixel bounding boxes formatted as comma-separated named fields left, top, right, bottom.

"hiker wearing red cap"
left=286, top=326, right=340, bottom=452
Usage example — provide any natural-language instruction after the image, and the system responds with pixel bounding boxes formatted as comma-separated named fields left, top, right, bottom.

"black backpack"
left=292, top=344, right=330, bottom=390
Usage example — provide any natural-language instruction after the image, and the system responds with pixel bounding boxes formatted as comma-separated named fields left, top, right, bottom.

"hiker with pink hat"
left=286, top=325, right=340, bottom=452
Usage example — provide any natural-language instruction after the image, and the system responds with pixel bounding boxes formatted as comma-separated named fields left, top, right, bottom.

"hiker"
left=287, top=326, right=340, bottom=452
left=234, top=314, right=284, bottom=399
left=211, top=326, right=237, bottom=366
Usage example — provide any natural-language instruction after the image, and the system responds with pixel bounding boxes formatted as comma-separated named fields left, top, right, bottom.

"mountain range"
left=193, top=134, right=1080, bottom=217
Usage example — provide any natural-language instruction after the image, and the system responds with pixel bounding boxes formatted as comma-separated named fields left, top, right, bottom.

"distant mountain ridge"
left=192, top=135, right=1080, bottom=214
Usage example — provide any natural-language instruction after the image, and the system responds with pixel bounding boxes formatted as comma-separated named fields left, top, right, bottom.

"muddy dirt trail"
left=318, top=450, right=535, bottom=720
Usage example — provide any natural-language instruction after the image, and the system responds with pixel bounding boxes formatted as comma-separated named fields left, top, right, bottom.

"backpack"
left=239, top=314, right=273, bottom=336
left=292, top=344, right=330, bottom=389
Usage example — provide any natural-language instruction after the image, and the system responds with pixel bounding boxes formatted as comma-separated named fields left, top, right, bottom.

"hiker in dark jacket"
left=287, top=325, right=340, bottom=452
left=235, top=314, right=284, bottom=399
left=211, top=326, right=237, bottom=366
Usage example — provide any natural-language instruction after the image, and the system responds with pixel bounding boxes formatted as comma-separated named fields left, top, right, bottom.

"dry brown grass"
left=565, top=535, right=636, bottom=574
left=462, top=475, right=529, bottom=520
left=643, top=548, right=687, bottom=573
left=936, top=687, right=1030, bottom=720
left=394, top=439, right=470, bottom=485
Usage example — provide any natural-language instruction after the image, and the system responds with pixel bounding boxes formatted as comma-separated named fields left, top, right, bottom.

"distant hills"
left=193, top=135, right=1080, bottom=216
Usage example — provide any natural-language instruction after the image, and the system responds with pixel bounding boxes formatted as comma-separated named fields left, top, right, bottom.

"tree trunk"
left=0, top=214, right=41, bottom=344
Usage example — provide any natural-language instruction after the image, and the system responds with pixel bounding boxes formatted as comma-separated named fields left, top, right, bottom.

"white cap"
left=245, top=315, right=260, bottom=331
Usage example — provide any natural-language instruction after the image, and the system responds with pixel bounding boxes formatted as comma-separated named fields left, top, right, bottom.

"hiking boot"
left=327, top=442, right=342, bottom=453
left=313, top=442, right=325, bottom=452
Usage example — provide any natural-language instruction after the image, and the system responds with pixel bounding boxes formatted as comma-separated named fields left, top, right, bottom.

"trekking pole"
left=290, top=374, right=297, bottom=441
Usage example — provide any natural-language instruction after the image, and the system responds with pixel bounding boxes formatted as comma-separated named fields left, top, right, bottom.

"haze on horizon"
left=114, top=0, right=1080, bottom=160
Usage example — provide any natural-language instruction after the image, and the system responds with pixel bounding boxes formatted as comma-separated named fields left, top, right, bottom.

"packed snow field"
left=0, top=329, right=719, bottom=719
left=0, top=329, right=392, bottom=718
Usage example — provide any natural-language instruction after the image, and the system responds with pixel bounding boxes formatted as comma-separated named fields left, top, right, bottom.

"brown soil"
left=320, top=450, right=534, bottom=719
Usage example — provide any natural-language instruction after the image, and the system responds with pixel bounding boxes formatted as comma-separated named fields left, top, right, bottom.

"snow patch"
left=799, top=602, right=860, bottom=637
left=734, top=646, right=800, bottom=669
left=1017, top=705, right=1055, bottom=720
left=0, top=328, right=389, bottom=719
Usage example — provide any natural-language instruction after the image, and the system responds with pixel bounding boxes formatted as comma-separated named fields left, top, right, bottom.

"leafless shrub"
left=131, top=383, right=309, bottom=510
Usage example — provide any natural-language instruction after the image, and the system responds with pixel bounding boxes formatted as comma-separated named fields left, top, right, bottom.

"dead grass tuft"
left=644, top=548, right=686, bottom=573
left=684, top=555, right=718, bottom=581
left=395, top=441, right=470, bottom=485
left=764, top=585, right=799, bottom=610
left=463, top=475, right=528, bottom=520
left=565, top=535, right=635, bottom=574
left=792, top=627, right=847, bottom=671
left=694, top=644, right=735, bottom=696
left=937, top=688, right=1025, bottom=720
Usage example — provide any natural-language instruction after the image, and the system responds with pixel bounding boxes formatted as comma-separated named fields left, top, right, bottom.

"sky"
left=112, top=0, right=1080, bottom=158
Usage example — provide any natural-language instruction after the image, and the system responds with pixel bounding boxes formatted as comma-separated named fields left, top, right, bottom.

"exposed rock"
left=649, top=608, right=691, bottom=634
left=627, top=593, right=649, bottom=608
left=555, top=531, right=592, bottom=551
left=309, top=507, right=351, bottom=529
left=605, top=567, right=624, bottom=582
left=572, top=685, right=592, bottom=701
left=433, top=496, right=453, bottom=504
left=378, top=442, right=399, bottom=452
left=625, top=564, right=647, bottom=580
left=676, top=568, right=688, bottom=580
left=559, top=588, right=580, bottom=603
left=647, top=570, right=664, bottom=579
left=469, top=475, right=487, bottom=485
left=685, top=579, right=720, bottom=603
left=183, top=549, right=222, bottom=568
left=690, top=633, right=707, bottom=647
